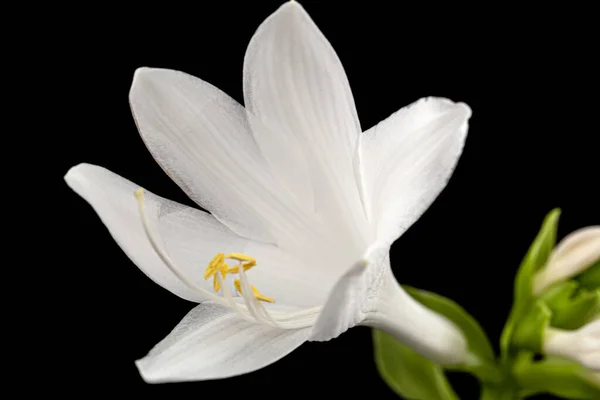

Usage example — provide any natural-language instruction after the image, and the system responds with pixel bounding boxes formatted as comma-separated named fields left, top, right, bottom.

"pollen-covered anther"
left=227, top=260, right=256, bottom=273
left=234, top=279, right=275, bottom=303
left=204, top=253, right=225, bottom=279
left=212, top=262, right=229, bottom=292
left=225, top=253, right=255, bottom=262
left=203, top=252, right=274, bottom=303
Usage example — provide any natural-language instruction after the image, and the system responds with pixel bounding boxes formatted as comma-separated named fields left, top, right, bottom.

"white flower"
left=533, top=226, right=600, bottom=295
left=65, top=1, right=471, bottom=383
left=543, top=320, right=600, bottom=371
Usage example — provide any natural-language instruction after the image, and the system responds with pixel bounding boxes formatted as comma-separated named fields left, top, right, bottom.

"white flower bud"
left=533, top=226, right=600, bottom=295
left=543, top=320, right=600, bottom=371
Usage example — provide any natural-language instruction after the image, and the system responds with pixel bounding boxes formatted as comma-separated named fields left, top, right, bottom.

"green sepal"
left=542, top=281, right=600, bottom=329
left=500, top=209, right=561, bottom=359
left=404, top=286, right=501, bottom=383
left=373, top=329, right=459, bottom=400
left=514, top=357, right=600, bottom=399
left=577, top=260, right=600, bottom=290
left=511, top=301, right=551, bottom=352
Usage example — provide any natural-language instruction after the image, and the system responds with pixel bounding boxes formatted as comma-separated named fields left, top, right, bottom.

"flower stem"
left=480, top=384, right=522, bottom=400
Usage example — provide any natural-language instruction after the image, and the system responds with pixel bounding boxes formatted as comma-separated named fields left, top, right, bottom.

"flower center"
left=134, top=188, right=318, bottom=329
left=203, top=253, right=274, bottom=303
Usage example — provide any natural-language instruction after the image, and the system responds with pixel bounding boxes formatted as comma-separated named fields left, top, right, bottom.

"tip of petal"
left=273, top=0, right=308, bottom=20
left=456, top=101, right=472, bottom=120
left=64, top=163, right=107, bottom=204
left=130, top=67, right=174, bottom=98
left=132, top=66, right=154, bottom=81
left=136, top=356, right=191, bottom=384
left=64, top=163, right=90, bottom=188
left=130, top=67, right=156, bottom=92
left=283, top=0, right=303, bottom=9
left=135, top=357, right=164, bottom=384
left=424, top=97, right=472, bottom=120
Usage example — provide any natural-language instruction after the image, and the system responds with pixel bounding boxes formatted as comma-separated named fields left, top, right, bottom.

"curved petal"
left=308, top=246, right=387, bottom=341
left=534, top=226, right=600, bottom=294
left=544, top=322, right=600, bottom=372
left=64, top=163, right=325, bottom=307
left=243, top=2, right=370, bottom=254
left=551, top=226, right=600, bottom=273
left=129, top=67, right=317, bottom=246
left=136, top=302, right=311, bottom=383
left=309, top=245, right=468, bottom=365
left=357, top=97, right=471, bottom=246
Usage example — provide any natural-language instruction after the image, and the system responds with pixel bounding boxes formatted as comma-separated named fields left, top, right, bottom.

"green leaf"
left=542, top=281, right=600, bottom=329
left=403, top=286, right=500, bottom=383
left=500, top=209, right=561, bottom=359
left=514, top=357, right=600, bottom=399
left=577, top=260, right=600, bottom=290
left=373, top=329, right=459, bottom=400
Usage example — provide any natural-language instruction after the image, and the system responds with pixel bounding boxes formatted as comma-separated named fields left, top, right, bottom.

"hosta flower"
left=533, top=226, right=600, bottom=295
left=65, top=1, right=472, bottom=383
left=543, top=320, right=600, bottom=371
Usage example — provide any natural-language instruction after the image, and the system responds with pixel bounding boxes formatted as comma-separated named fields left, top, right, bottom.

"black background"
left=55, top=1, right=598, bottom=398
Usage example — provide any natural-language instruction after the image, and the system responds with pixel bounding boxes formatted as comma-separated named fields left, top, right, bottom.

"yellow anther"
left=234, top=279, right=275, bottom=303
left=221, top=263, right=229, bottom=279
left=204, top=253, right=225, bottom=279
left=225, top=253, right=255, bottom=263
left=204, top=252, right=275, bottom=303
left=212, top=262, right=229, bottom=292
left=227, top=260, right=256, bottom=274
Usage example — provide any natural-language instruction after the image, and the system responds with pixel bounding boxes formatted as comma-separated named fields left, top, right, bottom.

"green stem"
left=480, top=384, right=522, bottom=400
left=480, top=365, right=524, bottom=400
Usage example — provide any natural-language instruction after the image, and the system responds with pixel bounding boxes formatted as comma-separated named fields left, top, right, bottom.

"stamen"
left=236, top=265, right=263, bottom=321
left=204, top=252, right=275, bottom=304
left=213, top=263, right=228, bottom=292
left=135, top=189, right=290, bottom=325
left=213, top=273, right=221, bottom=292
left=226, top=253, right=255, bottom=262
left=226, top=260, right=256, bottom=274
left=134, top=189, right=223, bottom=303
left=204, top=253, right=225, bottom=279
left=234, top=279, right=275, bottom=303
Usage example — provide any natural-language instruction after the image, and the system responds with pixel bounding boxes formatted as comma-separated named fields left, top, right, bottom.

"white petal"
left=136, top=302, right=311, bottom=383
left=357, top=97, right=471, bottom=246
left=308, top=256, right=377, bottom=342
left=579, top=351, right=600, bottom=372
left=64, top=163, right=324, bottom=307
left=162, top=211, right=330, bottom=308
left=243, top=2, right=370, bottom=255
left=129, top=67, right=317, bottom=247
left=309, top=245, right=468, bottom=365
left=544, top=322, right=600, bottom=372
left=534, top=226, right=600, bottom=294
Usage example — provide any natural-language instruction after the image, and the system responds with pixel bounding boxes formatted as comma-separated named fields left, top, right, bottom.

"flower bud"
left=543, top=320, right=600, bottom=372
left=533, top=226, right=600, bottom=295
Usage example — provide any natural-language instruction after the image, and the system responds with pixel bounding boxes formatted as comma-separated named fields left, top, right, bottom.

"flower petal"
left=357, top=97, right=471, bottom=246
left=308, top=257, right=378, bottom=342
left=64, top=163, right=325, bottom=307
left=129, top=67, right=317, bottom=246
left=544, top=321, right=600, bottom=372
left=534, top=226, right=600, bottom=294
left=309, top=245, right=468, bottom=365
left=136, top=302, right=311, bottom=383
left=308, top=245, right=390, bottom=341
left=243, top=2, right=370, bottom=253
